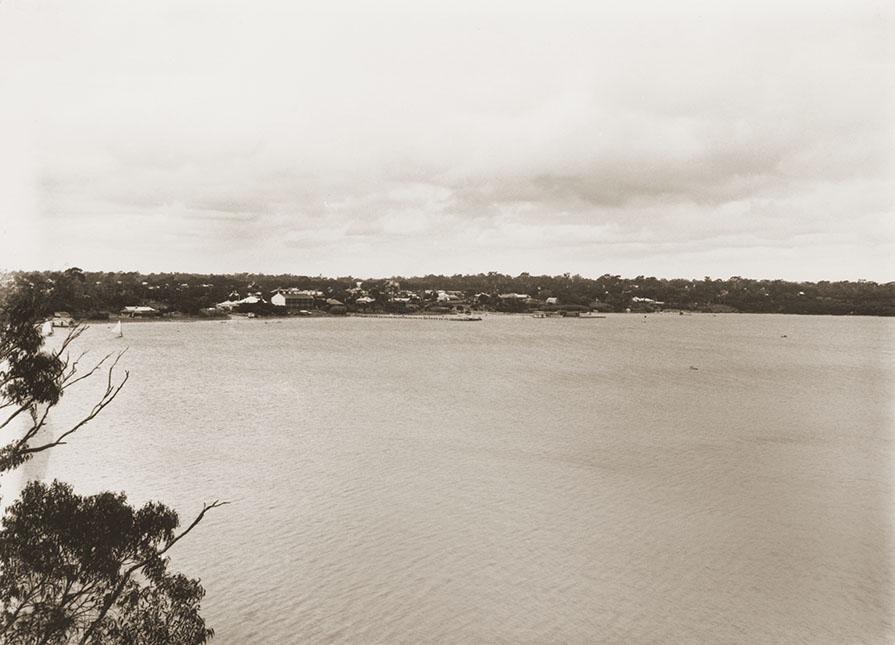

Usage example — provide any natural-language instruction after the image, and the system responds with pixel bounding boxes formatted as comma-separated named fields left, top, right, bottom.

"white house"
left=436, top=290, right=464, bottom=303
left=270, top=289, right=317, bottom=309
left=216, top=296, right=263, bottom=311
left=121, top=306, right=158, bottom=317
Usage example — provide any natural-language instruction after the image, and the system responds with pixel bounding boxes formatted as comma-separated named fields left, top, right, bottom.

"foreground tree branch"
left=0, top=339, right=130, bottom=473
left=0, top=270, right=225, bottom=644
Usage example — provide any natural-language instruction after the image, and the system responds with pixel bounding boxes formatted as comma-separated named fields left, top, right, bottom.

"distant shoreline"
left=12, top=269, right=894, bottom=318
left=72, top=309, right=895, bottom=326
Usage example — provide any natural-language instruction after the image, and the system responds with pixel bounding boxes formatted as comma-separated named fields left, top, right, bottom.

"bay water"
left=10, top=313, right=894, bottom=643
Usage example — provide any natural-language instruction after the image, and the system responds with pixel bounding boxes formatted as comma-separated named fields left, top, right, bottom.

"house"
left=216, top=296, right=263, bottom=311
left=436, top=290, right=464, bottom=304
left=121, top=306, right=158, bottom=318
left=271, top=289, right=317, bottom=310
left=629, top=296, right=664, bottom=313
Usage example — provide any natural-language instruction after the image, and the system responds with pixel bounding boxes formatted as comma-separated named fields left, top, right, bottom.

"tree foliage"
left=0, top=273, right=222, bottom=644
left=8, top=269, right=893, bottom=317
left=0, top=482, right=222, bottom=644
left=0, top=274, right=128, bottom=473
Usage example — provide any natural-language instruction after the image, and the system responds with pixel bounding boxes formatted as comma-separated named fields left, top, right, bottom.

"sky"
left=1, top=0, right=893, bottom=281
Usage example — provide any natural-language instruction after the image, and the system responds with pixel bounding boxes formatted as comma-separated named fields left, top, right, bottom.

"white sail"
left=112, top=321, right=123, bottom=338
left=41, top=320, right=54, bottom=337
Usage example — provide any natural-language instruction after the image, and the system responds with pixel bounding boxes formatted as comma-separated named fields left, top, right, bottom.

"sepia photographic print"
left=0, top=1, right=893, bottom=643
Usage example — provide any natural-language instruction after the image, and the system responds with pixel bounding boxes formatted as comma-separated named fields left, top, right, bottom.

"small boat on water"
left=449, top=315, right=482, bottom=322
left=112, top=321, right=123, bottom=338
left=41, top=320, right=54, bottom=337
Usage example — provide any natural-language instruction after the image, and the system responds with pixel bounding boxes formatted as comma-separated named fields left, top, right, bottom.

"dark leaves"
left=0, top=482, right=213, bottom=645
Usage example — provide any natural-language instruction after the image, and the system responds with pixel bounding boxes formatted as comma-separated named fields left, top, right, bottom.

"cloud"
left=0, top=0, right=892, bottom=279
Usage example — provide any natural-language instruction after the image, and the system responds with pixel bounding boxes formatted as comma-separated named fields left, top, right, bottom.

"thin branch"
left=59, top=349, right=91, bottom=387
left=23, top=371, right=129, bottom=456
left=11, top=349, right=129, bottom=458
left=158, top=500, right=231, bottom=558
left=11, top=403, right=54, bottom=455
left=0, top=399, right=32, bottom=431
left=52, top=326, right=86, bottom=359
left=61, top=352, right=113, bottom=391
left=106, top=350, right=128, bottom=391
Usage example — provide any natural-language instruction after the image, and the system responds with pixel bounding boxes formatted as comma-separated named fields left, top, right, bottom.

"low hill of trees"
left=3, top=269, right=893, bottom=317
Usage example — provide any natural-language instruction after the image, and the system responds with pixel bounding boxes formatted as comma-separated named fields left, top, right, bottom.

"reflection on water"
left=11, top=314, right=894, bottom=643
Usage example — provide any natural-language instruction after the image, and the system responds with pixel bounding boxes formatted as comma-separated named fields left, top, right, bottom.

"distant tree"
left=0, top=275, right=224, bottom=644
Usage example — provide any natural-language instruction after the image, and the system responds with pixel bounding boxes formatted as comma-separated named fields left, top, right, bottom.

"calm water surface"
left=12, top=314, right=895, bottom=643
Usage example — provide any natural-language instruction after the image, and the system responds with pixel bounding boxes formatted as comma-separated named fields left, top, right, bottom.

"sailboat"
left=112, top=321, right=123, bottom=338
left=41, top=320, right=54, bottom=337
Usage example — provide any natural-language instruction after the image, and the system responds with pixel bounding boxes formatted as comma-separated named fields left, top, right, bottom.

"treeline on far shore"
left=2, top=268, right=893, bottom=317
left=3, top=267, right=895, bottom=318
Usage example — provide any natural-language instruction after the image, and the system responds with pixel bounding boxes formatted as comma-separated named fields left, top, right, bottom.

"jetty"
left=349, top=314, right=481, bottom=322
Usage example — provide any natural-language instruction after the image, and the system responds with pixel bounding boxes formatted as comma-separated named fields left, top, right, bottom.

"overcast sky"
left=1, top=0, right=892, bottom=280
